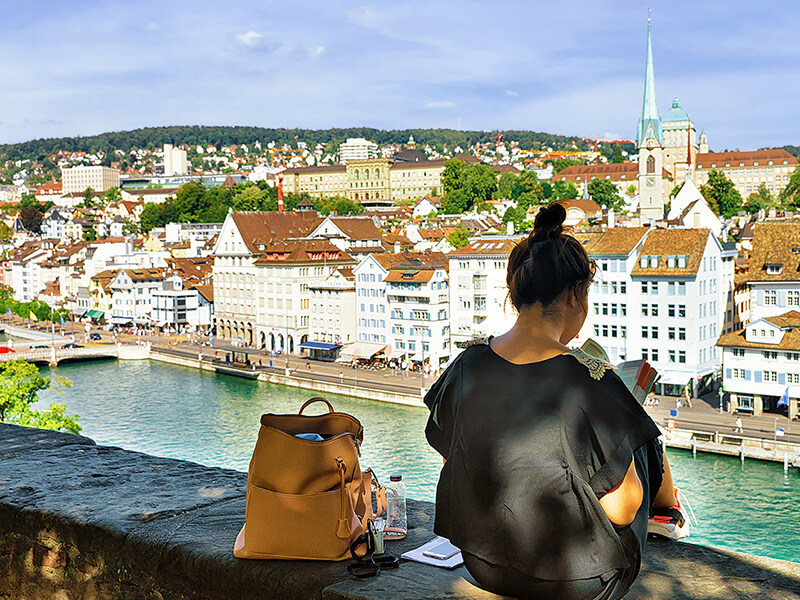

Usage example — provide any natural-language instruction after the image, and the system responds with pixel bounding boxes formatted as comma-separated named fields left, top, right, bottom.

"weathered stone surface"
left=1, top=422, right=799, bottom=600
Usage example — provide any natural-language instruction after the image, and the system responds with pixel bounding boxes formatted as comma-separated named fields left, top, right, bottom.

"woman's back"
left=425, top=340, right=660, bottom=583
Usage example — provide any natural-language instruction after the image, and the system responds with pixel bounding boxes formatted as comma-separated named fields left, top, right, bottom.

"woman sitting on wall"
left=424, top=203, right=677, bottom=600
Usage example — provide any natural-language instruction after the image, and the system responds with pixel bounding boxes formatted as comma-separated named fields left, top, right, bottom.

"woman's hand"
left=598, top=458, right=643, bottom=527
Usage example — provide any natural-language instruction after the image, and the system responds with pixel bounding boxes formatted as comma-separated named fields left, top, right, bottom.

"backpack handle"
left=299, top=397, right=335, bottom=415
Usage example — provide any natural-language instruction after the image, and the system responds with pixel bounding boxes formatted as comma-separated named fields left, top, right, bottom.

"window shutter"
left=778, top=292, right=786, bottom=306
left=779, top=373, right=786, bottom=385
left=744, top=370, right=751, bottom=380
left=726, top=368, right=732, bottom=379
left=755, top=371, right=762, bottom=383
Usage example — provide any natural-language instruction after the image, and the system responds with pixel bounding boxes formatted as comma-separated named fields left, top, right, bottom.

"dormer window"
left=667, top=255, right=676, bottom=269
left=677, top=256, right=687, bottom=268
left=640, top=256, right=648, bottom=268
left=766, top=264, right=782, bottom=275
left=649, top=255, right=659, bottom=268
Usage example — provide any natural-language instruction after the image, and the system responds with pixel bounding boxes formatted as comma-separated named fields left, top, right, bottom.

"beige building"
left=284, top=153, right=445, bottom=203
left=694, top=149, right=798, bottom=199
left=308, top=267, right=356, bottom=345
left=163, top=144, right=189, bottom=176
left=61, top=166, right=120, bottom=194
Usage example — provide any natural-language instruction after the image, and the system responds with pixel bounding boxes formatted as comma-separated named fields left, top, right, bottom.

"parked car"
left=89, top=333, right=102, bottom=340
left=0, top=346, right=15, bottom=354
left=31, top=344, right=50, bottom=349
left=60, top=343, right=83, bottom=349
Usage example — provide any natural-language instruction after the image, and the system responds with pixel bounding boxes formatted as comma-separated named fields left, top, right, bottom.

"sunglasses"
left=346, top=520, right=401, bottom=579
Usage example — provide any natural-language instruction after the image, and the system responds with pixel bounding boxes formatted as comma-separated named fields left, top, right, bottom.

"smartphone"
left=423, top=539, right=460, bottom=560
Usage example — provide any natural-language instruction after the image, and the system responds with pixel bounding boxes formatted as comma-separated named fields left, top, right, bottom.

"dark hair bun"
left=532, top=203, right=566, bottom=240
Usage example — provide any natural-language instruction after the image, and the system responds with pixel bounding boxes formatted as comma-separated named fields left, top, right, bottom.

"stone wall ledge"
left=1, top=422, right=799, bottom=600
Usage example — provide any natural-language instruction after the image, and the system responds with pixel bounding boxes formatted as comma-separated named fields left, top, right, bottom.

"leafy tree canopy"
left=588, top=179, right=625, bottom=212
left=0, top=360, right=79, bottom=434
left=610, top=144, right=624, bottom=164
left=778, top=165, right=800, bottom=209
left=445, top=225, right=470, bottom=249
left=18, top=206, right=43, bottom=233
left=700, top=169, right=742, bottom=218
left=550, top=180, right=579, bottom=201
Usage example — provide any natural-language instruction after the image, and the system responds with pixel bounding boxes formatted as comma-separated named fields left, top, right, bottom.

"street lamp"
left=718, top=386, right=724, bottom=414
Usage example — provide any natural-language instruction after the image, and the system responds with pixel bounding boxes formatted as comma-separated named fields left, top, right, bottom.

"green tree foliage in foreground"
left=0, top=285, right=69, bottom=323
left=0, top=360, right=79, bottom=434
left=440, top=159, right=499, bottom=214
left=610, top=145, right=624, bottom=163
left=700, top=170, right=743, bottom=218
left=588, top=179, right=625, bottom=212
left=550, top=180, right=579, bottom=201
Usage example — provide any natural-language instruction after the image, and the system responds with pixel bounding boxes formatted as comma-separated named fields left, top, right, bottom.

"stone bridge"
left=0, top=343, right=150, bottom=366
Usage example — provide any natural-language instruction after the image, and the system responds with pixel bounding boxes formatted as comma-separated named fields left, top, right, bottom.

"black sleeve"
left=423, top=355, right=460, bottom=458
left=586, top=370, right=662, bottom=498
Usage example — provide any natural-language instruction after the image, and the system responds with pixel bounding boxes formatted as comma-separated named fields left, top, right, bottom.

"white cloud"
left=235, top=30, right=265, bottom=48
left=504, top=89, right=519, bottom=97
left=423, top=101, right=456, bottom=110
left=145, top=22, right=161, bottom=32
left=307, top=45, right=326, bottom=58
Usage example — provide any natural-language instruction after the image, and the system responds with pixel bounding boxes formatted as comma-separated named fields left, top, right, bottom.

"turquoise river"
left=31, top=358, right=800, bottom=564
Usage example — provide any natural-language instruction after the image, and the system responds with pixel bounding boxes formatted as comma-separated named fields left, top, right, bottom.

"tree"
left=442, top=189, right=471, bottom=214
left=700, top=170, right=742, bottom=218
left=778, top=165, right=800, bottom=209
left=82, top=187, right=96, bottom=208
left=446, top=226, right=470, bottom=249
left=495, top=171, right=517, bottom=200
left=547, top=158, right=582, bottom=175
left=551, top=180, right=579, bottom=201
left=0, top=360, right=79, bottom=434
left=502, top=205, right=527, bottom=230
left=610, top=144, right=624, bottom=163
left=441, top=159, right=467, bottom=195
left=669, top=184, right=682, bottom=199
left=511, top=170, right=543, bottom=209
left=745, top=184, right=774, bottom=215
left=122, top=221, right=140, bottom=235
left=18, top=206, right=43, bottom=233
left=139, top=202, right=165, bottom=232
left=464, top=164, right=498, bottom=205
left=588, top=179, right=625, bottom=212
left=0, top=222, right=12, bottom=242
left=232, top=185, right=267, bottom=211
left=83, top=226, right=97, bottom=241
left=104, top=187, right=122, bottom=204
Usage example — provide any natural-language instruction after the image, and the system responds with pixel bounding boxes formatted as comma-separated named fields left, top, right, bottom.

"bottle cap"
left=390, top=473, right=402, bottom=482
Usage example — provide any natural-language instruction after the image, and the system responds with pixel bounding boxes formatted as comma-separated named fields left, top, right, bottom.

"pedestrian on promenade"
left=735, top=416, right=743, bottom=433
left=424, top=204, right=678, bottom=600
left=339, top=371, right=344, bottom=384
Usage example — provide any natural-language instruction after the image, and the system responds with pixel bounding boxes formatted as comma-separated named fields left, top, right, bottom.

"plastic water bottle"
left=384, top=474, right=407, bottom=539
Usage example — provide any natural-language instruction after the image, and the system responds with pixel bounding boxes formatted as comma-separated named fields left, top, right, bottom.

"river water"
left=32, top=358, right=800, bottom=564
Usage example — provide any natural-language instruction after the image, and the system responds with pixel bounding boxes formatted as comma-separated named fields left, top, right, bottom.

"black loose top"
left=424, top=342, right=662, bottom=581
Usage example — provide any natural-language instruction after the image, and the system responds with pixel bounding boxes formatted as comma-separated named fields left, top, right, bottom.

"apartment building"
left=339, top=138, right=378, bottom=163
left=108, top=268, right=165, bottom=324
left=577, top=227, right=730, bottom=396
left=307, top=216, right=384, bottom=257
left=717, top=311, right=800, bottom=418
left=251, top=240, right=356, bottom=353
left=694, top=149, right=798, bottom=199
left=448, top=238, right=520, bottom=347
left=385, top=253, right=450, bottom=368
left=746, top=222, right=800, bottom=322
left=61, top=166, right=120, bottom=194
left=212, top=210, right=320, bottom=346
left=308, top=267, right=356, bottom=346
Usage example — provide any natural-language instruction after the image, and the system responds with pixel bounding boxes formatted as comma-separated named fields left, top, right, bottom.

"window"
left=678, top=328, right=686, bottom=341
left=650, top=349, right=659, bottom=362
left=667, top=282, right=675, bottom=295
left=788, top=373, right=800, bottom=384
left=789, top=291, right=800, bottom=306
left=602, top=303, right=608, bottom=315
left=668, top=350, right=676, bottom=363
left=668, top=304, right=675, bottom=317
left=678, top=351, right=686, bottom=363
left=668, top=327, right=675, bottom=340
left=765, top=291, right=777, bottom=305
left=641, top=282, right=648, bottom=294
left=763, top=351, right=778, bottom=360
left=764, top=371, right=778, bottom=382
left=650, top=326, right=658, bottom=339
left=620, top=304, right=627, bottom=316
left=641, top=305, right=648, bottom=317
left=620, top=282, right=626, bottom=294
left=650, top=304, right=658, bottom=317
left=650, top=282, right=658, bottom=294
left=732, top=348, right=745, bottom=357
left=641, top=326, right=649, bottom=338
left=732, top=368, right=745, bottom=379
left=678, top=305, right=686, bottom=318
left=786, top=352, right=800, bottom=361
left=620, top=326, right=626, bottom=338
left=593, top=324, right=600, bottom=336
left=677, top=282, right=686, bottom=295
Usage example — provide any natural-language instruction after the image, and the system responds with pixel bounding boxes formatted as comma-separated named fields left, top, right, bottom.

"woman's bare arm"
left=598, top=457, right=643, bottom=526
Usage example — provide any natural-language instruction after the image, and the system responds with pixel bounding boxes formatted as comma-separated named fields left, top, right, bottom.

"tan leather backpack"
left=233, top=398, right=373, bottom=561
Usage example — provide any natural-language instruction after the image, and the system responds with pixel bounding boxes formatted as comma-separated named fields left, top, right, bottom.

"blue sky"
left=1, top=1, right=798, bottom=150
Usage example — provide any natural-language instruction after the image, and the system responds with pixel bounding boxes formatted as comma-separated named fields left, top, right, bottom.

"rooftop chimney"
left=277, top=172, right=285, bottom=212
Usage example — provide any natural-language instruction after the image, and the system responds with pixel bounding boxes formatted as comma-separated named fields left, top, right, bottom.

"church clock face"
left=646, top=178, right=656, bottom=187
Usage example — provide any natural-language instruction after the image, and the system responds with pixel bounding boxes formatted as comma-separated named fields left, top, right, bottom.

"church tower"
left=637, top=17, right=665, bottom=223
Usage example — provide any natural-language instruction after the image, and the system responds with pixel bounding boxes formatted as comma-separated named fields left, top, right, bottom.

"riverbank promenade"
left=2, top=422, right=800, bottom=599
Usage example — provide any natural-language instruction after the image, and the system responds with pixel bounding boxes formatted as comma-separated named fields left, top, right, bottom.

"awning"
left=299, top=341, right=341, bottom=351
left=658, top=371, right=690, bottom=386
left=340, top=342, right=387, bottom=360
left=410, top=353, right=426, bottom=362
left=86, top=309, right=104, bottom=319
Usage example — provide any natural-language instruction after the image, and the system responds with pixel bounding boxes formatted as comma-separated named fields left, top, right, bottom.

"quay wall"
left=2, top=324, right=65, bottom=342
left=149, top=350, right=426, bottom=407
left=2, top=423, right=800, bottom=600
left=663, top=427, right=800, bottom=465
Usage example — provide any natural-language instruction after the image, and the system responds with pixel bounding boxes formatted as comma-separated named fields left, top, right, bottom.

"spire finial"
left=648, top=7, right=651, bottom=23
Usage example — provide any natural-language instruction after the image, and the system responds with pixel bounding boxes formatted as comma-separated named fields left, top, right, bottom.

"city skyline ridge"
left=1, top=1, right=798, bottom=150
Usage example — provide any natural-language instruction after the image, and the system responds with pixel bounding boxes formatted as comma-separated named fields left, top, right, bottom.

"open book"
left=580, top=339, right=659, bottom=405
